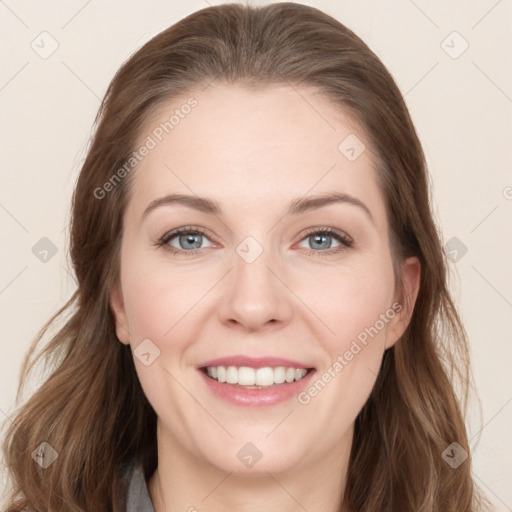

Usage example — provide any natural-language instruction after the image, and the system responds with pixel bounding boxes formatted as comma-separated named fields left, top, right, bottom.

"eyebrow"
left=141, top=192, right=374, bottom=224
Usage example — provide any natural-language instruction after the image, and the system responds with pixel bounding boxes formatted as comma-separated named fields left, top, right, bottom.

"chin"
left=197, top=435, right=306, bottom=475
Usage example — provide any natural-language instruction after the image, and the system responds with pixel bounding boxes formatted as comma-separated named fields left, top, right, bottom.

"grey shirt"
left=124, top=462, right=156, bottom=512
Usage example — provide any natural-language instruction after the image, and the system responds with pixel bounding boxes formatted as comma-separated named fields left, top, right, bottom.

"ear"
left=384, top=256, right=421, bottom=349
left=110, top=283, right=131, bottom=345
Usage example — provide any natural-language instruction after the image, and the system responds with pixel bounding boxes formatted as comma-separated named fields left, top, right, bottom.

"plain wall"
left=1, top=0, right=511, bottom=509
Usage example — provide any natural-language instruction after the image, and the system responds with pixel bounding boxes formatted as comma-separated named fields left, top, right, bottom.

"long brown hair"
left=2, top=3, right=486, bottom=510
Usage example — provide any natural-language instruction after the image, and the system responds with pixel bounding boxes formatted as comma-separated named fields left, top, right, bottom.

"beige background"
left=1, top=0, right=511, bottom=509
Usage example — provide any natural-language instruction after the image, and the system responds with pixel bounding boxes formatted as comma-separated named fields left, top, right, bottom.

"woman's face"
left=111, top=84, right=419, bottom=475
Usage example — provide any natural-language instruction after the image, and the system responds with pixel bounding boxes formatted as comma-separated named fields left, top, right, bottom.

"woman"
left=1, top=2, right=488, bottom=511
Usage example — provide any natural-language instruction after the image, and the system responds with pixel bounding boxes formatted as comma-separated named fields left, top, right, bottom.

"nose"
left=216, top=241, right=294, bottom=333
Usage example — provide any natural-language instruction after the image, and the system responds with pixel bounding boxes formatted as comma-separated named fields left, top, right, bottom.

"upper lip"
left=198, top=355, right=313, bottom=370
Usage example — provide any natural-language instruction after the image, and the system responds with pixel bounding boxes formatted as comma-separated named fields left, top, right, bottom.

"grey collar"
left=125, top=462, right=156, bottom=512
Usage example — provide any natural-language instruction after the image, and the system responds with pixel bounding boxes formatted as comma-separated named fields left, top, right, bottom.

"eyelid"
left=158, top=225, right=216, bottom=247
left=298, top=226, right=353, bottom=244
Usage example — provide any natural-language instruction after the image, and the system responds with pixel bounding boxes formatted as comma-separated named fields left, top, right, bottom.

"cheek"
left=119, top=253, right=206, bottom=419
left=297, top=257, right=395, bottom=352
left=121, top=252, right=210, bottom=343
left=303, top=261, right=395, bottom=406
left=339, top=275, right=393, bottom=343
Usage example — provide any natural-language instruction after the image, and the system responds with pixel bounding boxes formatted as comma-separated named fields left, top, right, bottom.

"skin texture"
left=110, top=84, right=420, bottom=511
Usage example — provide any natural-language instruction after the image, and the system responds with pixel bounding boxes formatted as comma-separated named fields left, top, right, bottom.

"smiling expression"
left=110, top=83, right=419, bottom=475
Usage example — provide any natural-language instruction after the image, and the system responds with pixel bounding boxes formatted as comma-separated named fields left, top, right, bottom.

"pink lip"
left=198, top=369, right=315, bottom=407
left=198, top=355, right=312, bottom=370
left=197, top=366, right=316, bottom=408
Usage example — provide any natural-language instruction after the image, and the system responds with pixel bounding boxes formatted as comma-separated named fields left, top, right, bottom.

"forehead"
left=125, top=83, right=387, bottom=228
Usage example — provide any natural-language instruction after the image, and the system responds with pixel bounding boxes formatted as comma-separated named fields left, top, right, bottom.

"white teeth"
left=255, top=367, right=274, bottom=386
left=273, top=367, right=286, bottom=384
left=226, top=366, right=238, bottom=384
left=204, top=365, right=309, bottom=386
left=238, top=366, right=256, bottom=385
left=217, top=366, right=227, bottom=383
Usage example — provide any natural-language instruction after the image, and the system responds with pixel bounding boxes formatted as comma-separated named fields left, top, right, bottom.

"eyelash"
left=155, top=225, right=353, bottom=258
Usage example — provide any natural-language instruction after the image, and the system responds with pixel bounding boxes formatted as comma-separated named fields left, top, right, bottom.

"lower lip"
left=198, top=368, right=316, bottom=407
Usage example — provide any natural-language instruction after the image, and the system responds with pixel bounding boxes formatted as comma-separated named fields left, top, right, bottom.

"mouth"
left=200, top=365, right=315, bottom=389
left=197, top=355, right=316, bottom=406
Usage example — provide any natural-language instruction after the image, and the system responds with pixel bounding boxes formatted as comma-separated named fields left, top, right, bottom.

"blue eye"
left=297, top=228, right=353, bottom=256
left=159, top=227, right=213, bottom=253
left=302, top=232, right=339, bottom=250
left=157, top=226, right=352, bottom=256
